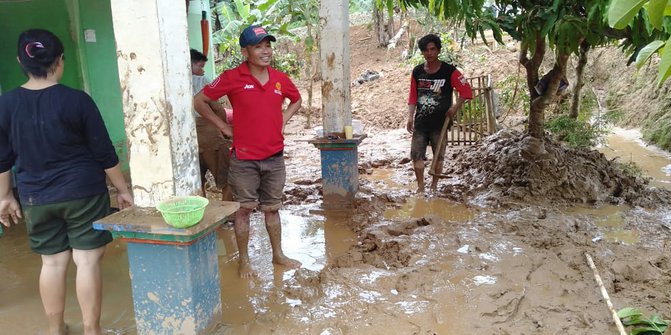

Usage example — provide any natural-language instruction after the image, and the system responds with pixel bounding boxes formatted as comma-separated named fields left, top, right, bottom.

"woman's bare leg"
left=72, top=247, right=106, bottom=335
left=40, top=250, right=72, bottom=335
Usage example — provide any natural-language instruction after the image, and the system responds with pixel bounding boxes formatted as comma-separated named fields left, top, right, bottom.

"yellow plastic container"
left=156, top=196, right=209, bottom=228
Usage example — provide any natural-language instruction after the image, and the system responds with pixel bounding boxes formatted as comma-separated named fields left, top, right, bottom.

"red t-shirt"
left=202, top=62, right=301, bottom=160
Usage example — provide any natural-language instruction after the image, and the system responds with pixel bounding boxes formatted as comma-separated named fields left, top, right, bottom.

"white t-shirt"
left=192, top=74, right=211, bottom=118
left=192, top=74, right=210, bottom=94
left=191, top=74, right=210, bottom=117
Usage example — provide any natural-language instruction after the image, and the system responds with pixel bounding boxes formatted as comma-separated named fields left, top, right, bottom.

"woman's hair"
left=418, top=34, right=442, bottom=52
left=17, top=29, right=64, bottom=78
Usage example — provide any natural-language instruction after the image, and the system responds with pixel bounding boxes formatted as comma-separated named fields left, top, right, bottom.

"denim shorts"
left=23, top=193, right=113, bottom=255
left=410, top=128, right=444, bottom=161
left=228, top=151, right=285, bottom=211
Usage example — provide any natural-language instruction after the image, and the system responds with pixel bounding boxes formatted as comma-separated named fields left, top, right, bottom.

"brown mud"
left=265, top=23, right=671, bottom=335
left=264, top=122, right=671, bottom=335
left=2, top=23, right=671, bottom=335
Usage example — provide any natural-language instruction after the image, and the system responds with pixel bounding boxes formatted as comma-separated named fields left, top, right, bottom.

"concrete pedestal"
left=310, top=135, right=366, bottom=209
left=94, top=201, right=239, bottom=335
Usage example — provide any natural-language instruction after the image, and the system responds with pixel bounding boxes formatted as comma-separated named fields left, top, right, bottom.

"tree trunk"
left=520, top=34, right=545, bottom=139
left=386, top=15, right=395, bottom=43
left=529, top=53, right=570, bottom=139
left=306, top=24, right=314, bottom=129
left=569, top=41, right=590, bottom=119
left=373, top=6, right=389, bottom=46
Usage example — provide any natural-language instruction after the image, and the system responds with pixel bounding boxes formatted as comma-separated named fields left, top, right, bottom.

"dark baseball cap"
left=239, top=25, right=276, bottom=48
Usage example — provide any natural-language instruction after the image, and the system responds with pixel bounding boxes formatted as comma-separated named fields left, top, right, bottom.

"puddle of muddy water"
left=599, top=128, right=671, bottom=190
left=603, top=230, right=641, bottom=245
left=365, top=167, right=413, bottom=190
left=0, top=206, right=355, bottom=334
left=384, top=196, right=475, bottom=222
left=216, top=208, right=356, bottom=330
left=567, top=204, right=641, bottom=245
left=0, top=225, right=136, bottom=334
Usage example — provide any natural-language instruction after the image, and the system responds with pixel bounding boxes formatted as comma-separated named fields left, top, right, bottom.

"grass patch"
left=617, top=160, right=650, bottom=182
left=642, top=104, right=671, bottom=151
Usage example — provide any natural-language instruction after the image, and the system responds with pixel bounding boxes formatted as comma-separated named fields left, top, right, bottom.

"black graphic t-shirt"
left=410, top=62, right=456, bottom=132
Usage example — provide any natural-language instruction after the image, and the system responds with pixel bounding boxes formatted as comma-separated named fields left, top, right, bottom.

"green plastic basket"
left=156, top=196, right=209, bottom=228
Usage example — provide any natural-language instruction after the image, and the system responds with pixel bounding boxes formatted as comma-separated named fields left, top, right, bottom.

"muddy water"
left=214, top=207, right=357, bottom=332
left=0, top=205, right=355, bottom=335
left=383, top=196, right=475, bottom=222
left=366, top=168, right=414, bottom=191
left=0, top=226, right=136, bottom=334
left=2, top=127, right=671, bottom=334
left=567, top=204, right=641, bottom=245
left=599, top=127, right=671, bottom=190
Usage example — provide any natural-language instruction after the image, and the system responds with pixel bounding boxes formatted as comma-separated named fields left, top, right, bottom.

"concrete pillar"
left=319, top=0, right=351, bottom=134
left=313, top=0, right=362, bottom=209
left=111, top=0, right=200, bottom=208
left=108, top=2, right=226, bottom=334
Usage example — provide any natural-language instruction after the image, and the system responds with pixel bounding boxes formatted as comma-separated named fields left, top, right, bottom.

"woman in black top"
left=0, top=29, right=133, bottom=335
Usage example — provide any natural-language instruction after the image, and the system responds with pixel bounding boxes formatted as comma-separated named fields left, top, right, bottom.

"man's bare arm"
left=194, top=92, right=233, bottom=137
left=447, top=96, right=468, bottom=118
left=406, top=104, right=416, bottom=133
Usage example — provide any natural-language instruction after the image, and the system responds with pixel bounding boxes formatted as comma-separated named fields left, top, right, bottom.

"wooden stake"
left=585, top=253, right=628, bottom=335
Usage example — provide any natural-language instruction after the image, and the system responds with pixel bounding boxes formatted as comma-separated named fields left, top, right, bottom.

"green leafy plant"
left=405, top=32, right=462, bottom=68
left=497, top=74, right=530, bottom=115
left=350, top=0, right=374, bottom=13
left=212, top=0, right=304, bottom=71
left=271, top=51, right=301, bottom=78
left=608, top=0, right=671, bottom=86
left=545, top=115, right=608, bottom=149
left=618, top=307, right=669, bottom=335
left=617, top=160, right=650, bottom=183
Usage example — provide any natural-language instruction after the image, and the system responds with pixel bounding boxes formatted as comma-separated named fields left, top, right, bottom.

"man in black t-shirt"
left=407, top=34, right=473, bottom=193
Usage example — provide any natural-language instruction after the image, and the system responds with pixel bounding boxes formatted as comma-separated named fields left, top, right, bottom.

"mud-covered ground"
left=260, top=121, right=671, bottom=335
left=2, top=22, right=670, bottom=335
left=237, top=23, right=671, bottom=335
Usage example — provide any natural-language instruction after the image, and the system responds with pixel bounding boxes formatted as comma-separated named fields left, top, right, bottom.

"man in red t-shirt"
left=194, top=25, right=302, bottom=278
left=407, top=34, right=473, bottom=193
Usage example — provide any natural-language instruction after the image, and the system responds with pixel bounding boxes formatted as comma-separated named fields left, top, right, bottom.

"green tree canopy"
left=399, top=0, right=625, bottom=140
left=608, top=0, right=671, bottom=86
